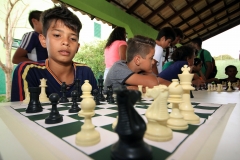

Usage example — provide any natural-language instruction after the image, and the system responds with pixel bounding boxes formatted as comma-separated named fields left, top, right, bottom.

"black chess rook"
left=26, top=87, right=43, bottom=113
left=93, top=89, right=100, bottom=105
left=74, top=79, right=82, bottom=102
left=98, top=75, right=106, bottom=101
left=45, top=93, right=63, bottom=124
left=111, top=89, right=152, bottom=160
left=59, top=82, right=69, bottom=103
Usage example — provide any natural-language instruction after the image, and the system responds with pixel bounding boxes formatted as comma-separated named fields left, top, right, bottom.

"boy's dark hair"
left=29, top=10, right=42, bottom=29
left=171, top=45, right=195, bottom=62
left=40, top=5, right=82, bottom=37
left=127, top=35, right=156, bottom=63
left=156, top=27, right=176, bottom=41
left=105, top=27, right=126, bottom=48
left=173, top=27, right=184, bottom=39
left=191, top=37, right=202, bottom=47
left=225, top=65, right=237, bottom=72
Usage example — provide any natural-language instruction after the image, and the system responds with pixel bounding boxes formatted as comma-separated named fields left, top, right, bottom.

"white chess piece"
left=39, top=78, right=49, bottom=102
left=144, top=85, right=172, bottom=141
left=167, top=103, right=172, bottom=109
left=23, top=88, right=30, bottom=103
left=178, top=65, right=200, bottom=124
left=210, top=84, right=214, bottom=91
left=207, top=84, right=211, bottom=91
left=167, top=79, right=188, bottom=130
left=217, top=84, right=221, bottom=92
left=213, top=84, right=216, bottom=91
left=76, top=80, right=100, bottom=146
left=227, top=81, right=232, bottom=92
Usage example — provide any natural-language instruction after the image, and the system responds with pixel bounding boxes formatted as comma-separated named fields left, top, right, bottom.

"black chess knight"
left=111, top=89, right=152, bottom=160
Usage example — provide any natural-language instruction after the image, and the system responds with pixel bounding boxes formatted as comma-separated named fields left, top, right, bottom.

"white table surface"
left=0, top=90, right=239, bottom=160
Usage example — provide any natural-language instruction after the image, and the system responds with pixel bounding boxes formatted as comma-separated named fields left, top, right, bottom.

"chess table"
left=0, top=90, right=239, bottom=160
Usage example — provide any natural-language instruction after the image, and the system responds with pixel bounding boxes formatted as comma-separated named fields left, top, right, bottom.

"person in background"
left=104, top=27, right=127, bottom=79
left=191, top=37, right=213, bottom=79
left=163, top=27, right=184, bottom=69
left=152, top=27, right=175, bottom=75
left=158, top=45, right=203, bottom=87
left=219, top=65, right=239, bottom=83
left=12, top=10, right=48, bottom=64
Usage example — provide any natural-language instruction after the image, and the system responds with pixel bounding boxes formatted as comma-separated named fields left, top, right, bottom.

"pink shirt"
left=104, top=40, right=127, bottom=68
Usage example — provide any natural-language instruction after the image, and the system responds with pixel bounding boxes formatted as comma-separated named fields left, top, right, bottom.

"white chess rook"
left=167, top=79, right=188, bottom=130
left=76, top=80, right=100, bottom=146
left=39, top=78, right=49, bottom=102
left=178, top=65, right=200, bottom=124
left=144, top=85, right=172, bottom=142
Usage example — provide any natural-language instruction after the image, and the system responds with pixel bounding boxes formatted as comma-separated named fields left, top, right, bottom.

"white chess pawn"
left=76, top=80, right=100, bottom=146
left=167, top=79, right=188, bottom=130
left=213, top=84, right=216, bottom=91
left=217, top=84, right=221, bottom=92
left=210, top=84, right=214, bottom=91
left=144, top=85, right=172, bottom=141
left=227, top=81, right=232, bottom=92
left=39, top=78, right=49, bottom=102
left=207, top=84, right=211, bottom=91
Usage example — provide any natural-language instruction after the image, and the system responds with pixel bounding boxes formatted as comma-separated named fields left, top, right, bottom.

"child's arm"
left=119, top=45, right=127, bottom=60
left=12, top=48, right=32, bottom=64
left=152, top=59, right=159, bottom=75
left=125, top=73, right=159, bottom=88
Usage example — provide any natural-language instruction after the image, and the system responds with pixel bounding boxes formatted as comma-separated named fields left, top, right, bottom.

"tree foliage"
left=213, top=54, right=235, bottom=60
left=73, top=40, right=106, bottom=78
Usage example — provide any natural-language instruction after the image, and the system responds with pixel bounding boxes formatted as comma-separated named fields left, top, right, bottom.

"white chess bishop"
left=167, top=79, right=188, bottom=130
left=75, top=80, right=100, bottom=146
left=178, top=65, right=200, bottom=124
left=144, top=85, right=172, bottom=141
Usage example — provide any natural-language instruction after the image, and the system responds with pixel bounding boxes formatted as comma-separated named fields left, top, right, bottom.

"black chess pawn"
left=59, top=82, right=69, bottom=103
left=190, top=90, right=194, bottom=98
left=98, top=75, right=106, bottom=101
left=193, top=84, right=198, bottom=91
left=93, top=89, right=100, bottom=105
left=69, top=90, right=81, bottom=113
left=106, top=85, right=111, bottom=102
left=108, top=86, right=115, bottom=104
left=45, top=93, right=63, bottom=124
left=74, top=79, right=82, bottom=102
left=198, top=85, right=202, bottom=90
left=111, top=89, right=152, bottom=160
left=26, top=87, right=43, bottom=113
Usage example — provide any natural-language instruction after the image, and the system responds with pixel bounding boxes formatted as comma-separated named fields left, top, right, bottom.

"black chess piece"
left=108, top=86, right=115, bottom=104
left=74, top=79, right=82, bottom=102
left=111, top=89, right=152, bottom=160
left=190, top=90, right=194, bottom=98
left=193, top=84, right=198, bottom=91
left=69, top=90, right=81, bottom=113
left=106, top=85, right=111, bottom=102
left=59, top=82, right=69, bottom=103
left=45, top=93, right=63, bottom=124
left=204, top=83, right=208, bottom=90
left=93, top=89, right=100, bottom=105
left=198, top=85, right=202, bottom=90
left=26, top=87, right=43, bottom=113
left=98, top=75, right=106, bottom=101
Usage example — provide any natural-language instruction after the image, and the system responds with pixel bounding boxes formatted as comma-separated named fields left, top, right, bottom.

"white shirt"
left=153, top=44, right=164, bottom=73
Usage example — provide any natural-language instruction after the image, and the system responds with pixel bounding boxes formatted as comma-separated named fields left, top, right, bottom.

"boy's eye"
left=53, top=34, right=60, bottom=37
left=71, top=38, right=77, bottom=42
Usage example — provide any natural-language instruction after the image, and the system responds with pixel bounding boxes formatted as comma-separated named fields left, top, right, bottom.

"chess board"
left=8, top=98, right=226, bottom=160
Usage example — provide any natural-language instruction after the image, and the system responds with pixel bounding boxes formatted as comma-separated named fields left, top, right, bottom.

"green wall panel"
left=61, top=0, right=158, bottom=39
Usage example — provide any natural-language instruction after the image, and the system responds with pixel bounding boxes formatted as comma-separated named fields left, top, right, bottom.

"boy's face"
left=39, top=20, right=80, bottom=65
left=139, top=48, right=155, bottom=73
left=226, top=67, right=238, bottom=77
left=159, top=37, right=171, bottom=49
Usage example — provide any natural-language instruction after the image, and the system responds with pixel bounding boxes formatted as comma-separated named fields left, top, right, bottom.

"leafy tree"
left=73, top=40, right=106, bottom=78
left=213, top=54, right=235, bottom=60
left=0, top=0, right=28, bottom=101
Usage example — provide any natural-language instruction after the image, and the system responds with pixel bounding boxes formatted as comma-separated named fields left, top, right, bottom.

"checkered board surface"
left=10, top=98, right=222, bottom=160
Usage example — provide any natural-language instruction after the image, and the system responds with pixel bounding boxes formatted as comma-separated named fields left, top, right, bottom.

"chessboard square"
left=68, top=113, right=101, bottom=121
left=96, top=103, right=116, bottom=109
left=20, top=109, right=50, bottom=116
left=42, top=104, right=67, bottom=109
left=194, top=108, right=215, bottom=114
left=35, top=115, right=78, bottom=128
left=80, top=116, right=116, bottom=127
left=95, top=109, right=117, bottom=116
left=197, top=103, right=221, bottom=107
left=11, top=103, right=28, bottom=109
left=144, top=131, right=188, bottom=153
left=191, top=118, right=206, bottom=125
left=59, top=110, right=79, bottom=116
left=63, top=127, right=118, bottom=155
left=135, top=108, right=147, bottom=115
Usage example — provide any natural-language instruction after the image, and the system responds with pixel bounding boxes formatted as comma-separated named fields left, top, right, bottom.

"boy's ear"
left=76, top=43, right=80, bottom=53
left=39, top=34, right=47, bottom=48
left=133, top=55, right=141, bottom=66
